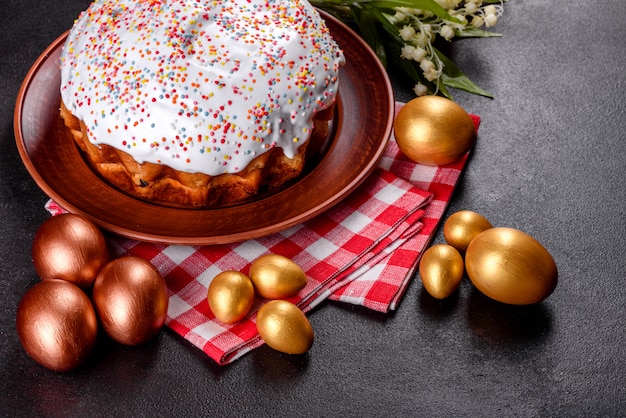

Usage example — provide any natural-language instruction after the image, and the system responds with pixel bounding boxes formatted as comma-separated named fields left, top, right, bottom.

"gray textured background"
left=1, top=1, right=625, bottom=416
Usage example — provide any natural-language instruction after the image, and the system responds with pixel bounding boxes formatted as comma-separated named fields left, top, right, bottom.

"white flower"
left=465, top=2, right=478, bottom=14
left=401, top=44, right=416, bottom=60
left=435, top=0, right=462, bottom=8
left=412, top=47, right=428, bottom=62
left=414, top=83, right=429, bottom=96
left=401, top=45, right=428, bottom=62
left=400, top=25, right=416, bottom=41
left=425, top=69, right=440, bottom=81
left=471, top=15, right=484, bottom=27
left=392, top=11, right=408, bottom=23
left=420, top=59, right=440, bottom=81
left=484, top=5, right=497, bottom=16
left=413, top=32, right=429, bottom=47
left=440, top=25, right=455, bottom=41
left=420, top=59, right=435, bottom=73
left=484, top=13, right=498, bottom=27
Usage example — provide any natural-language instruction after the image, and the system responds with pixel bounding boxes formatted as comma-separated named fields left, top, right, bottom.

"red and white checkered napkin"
left=330, top=107, right=481, bottom=311
left=46, top=103, right=480, bottom=365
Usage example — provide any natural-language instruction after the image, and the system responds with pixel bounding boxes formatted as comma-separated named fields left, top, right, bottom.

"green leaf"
left=434, top=47, right=493, bottom=98
left=368, top=0, right=463, bottom=24
left=364, top=5, right=402, bottom=35
left=436, top=79, right=453, bottom=100
left=455, top=27, right=502, bottom=38
left=350, top=5, right=388, bottom=66
left=313, top=0, right=464, bottom=24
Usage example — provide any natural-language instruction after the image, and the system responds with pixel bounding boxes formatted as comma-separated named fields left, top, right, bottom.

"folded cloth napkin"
left=329, top=104, right=481, bottom=311
left=45, top=102, right=480, bottom=365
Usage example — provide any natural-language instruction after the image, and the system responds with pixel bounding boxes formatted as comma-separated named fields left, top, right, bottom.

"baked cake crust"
left=61, top=100, right=333, bottom=207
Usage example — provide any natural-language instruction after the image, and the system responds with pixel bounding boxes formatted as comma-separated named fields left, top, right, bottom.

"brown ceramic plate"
left=14, top=12, right=394, bottom=245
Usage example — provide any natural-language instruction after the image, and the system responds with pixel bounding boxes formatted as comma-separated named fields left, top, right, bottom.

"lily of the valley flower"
left=390, top=0, right=504, bottom=96
left=440, top=25, right=455, bottom=41
left=312, top=0, right=505, bottom=98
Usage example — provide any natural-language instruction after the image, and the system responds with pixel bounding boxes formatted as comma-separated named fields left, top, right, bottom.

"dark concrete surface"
left=1, top=0, right=624, bottom=416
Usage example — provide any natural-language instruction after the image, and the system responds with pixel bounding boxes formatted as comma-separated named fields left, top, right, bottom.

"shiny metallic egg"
left=92, top=257, right=168, bottom=345
left=207, top=271, right=255, bottom=324
left=32, top=213, right=109, bottom=289
left=249, top=254, right=307, bottom=299
left=256, top=300, right=314, bottom=355
left=16, top=279, right=98, bottom=371
left=443, top=210, right=493, bottom=252
left=419, top=244, right=465, bottom=299
left=465, top=227, right=558, bottom=305
left=394, top=96, right=476, bottom=166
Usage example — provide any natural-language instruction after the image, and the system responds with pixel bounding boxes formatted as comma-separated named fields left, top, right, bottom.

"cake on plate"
left=59, top=0, right=345, bottom=207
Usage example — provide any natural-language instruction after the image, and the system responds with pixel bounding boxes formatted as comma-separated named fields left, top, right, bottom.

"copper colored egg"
left=207, top=271, right=255, bottom=324
left=443, top=210, right=493, bottom=252
left=256, top=300, right=314, bottom=355
left=249, top=254, right=307, bottom=299
left=32, top=213, right=109, bottom=288
left=465, top=228, right=558, bottom=305
left=92, top=257, right=168, bottom=345
left=16, top=279, right=98, bottom=372
left=419, top=244, right=464, bottom=299
left=394, top=96, right=476, bottom=166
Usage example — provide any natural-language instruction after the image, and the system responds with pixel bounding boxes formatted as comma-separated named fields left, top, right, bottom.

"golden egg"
left=256, top=300, right=314, bottom=355
left=443, top=210, right=493, bottom=252
left=465, top=227, right=558, bottom=305
left=393, top=96, right=476, bottom=166
left=92, top=257, right=168, bottom=345
left=32, top=213, right=109, bottom=289
left=249, top=254, right=307, bottom=299
left=419, top=244, right=464, bottom=299
left=16, top=279, right=98, bottom=371
left=207, top=271, right=255, bottom=324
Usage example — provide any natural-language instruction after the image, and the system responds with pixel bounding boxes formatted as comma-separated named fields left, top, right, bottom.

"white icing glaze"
left=60, top=0, right=344, bottom=175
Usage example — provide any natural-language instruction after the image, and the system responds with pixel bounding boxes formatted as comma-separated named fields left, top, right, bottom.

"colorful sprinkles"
left=60, top=0, right=344, bottom=175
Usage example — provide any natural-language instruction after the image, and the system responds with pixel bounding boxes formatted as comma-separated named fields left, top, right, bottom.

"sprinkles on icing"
left=60, top=0, right=345, bottom=176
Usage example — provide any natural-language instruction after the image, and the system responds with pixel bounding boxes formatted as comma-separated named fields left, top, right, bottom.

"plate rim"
left=14, top=11, right=394, bottom=245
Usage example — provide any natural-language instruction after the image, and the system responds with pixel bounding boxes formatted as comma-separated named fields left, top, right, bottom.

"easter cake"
left=59, top=0, right=345, bottom=207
